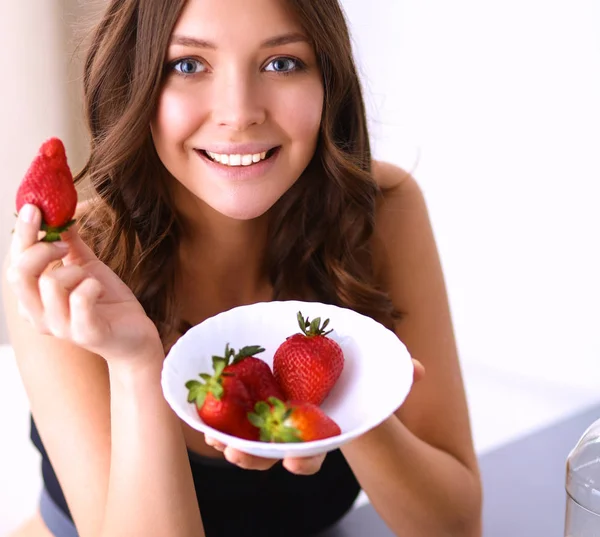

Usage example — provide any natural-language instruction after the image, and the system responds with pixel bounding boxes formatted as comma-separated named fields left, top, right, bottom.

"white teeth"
left=204, top=150, right=272, bottom=167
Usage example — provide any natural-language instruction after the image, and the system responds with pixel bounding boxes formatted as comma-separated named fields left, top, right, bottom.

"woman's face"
left=151, top=0, right=324, bottom=221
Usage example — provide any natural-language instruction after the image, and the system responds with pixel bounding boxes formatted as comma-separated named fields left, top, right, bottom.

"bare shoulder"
left=371, top=160, right=430, bottom=275
left=372, top=160, right=414, bottom=191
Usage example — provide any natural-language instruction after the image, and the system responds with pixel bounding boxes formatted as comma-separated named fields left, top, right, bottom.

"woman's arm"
left=341, top=164, right=482, bottom=536
left=3, top=205, right=204, bottom=537
left=103, top=356, right=204, bottom=537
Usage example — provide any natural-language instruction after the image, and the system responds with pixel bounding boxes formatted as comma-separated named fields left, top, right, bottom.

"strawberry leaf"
left=212, top=383, right=224, bottom=400
left=255, top=401, right=272, bottom=415
left=185, top=380, right=207, bottom=407
left=248, top=413, right=266, bottom=428
left=40, top=219, right=76, bottom=243
left=296, top=311, right=334, bottom=337
left=231, top=345, right=265, bottom=364
left=185, top=379, right=201, bottom=391
left=250, top=398, right=302, bottom=443
left=212, top=357, right=227, bottom=377
left=276, top=426, right=302, bottom=443
left=297, top=311, right=309, bottom=335
left=268, top=397, right=287, bottom=412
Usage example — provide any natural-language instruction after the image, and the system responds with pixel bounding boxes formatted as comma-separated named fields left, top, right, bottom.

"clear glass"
left=565, top=418, right=600, bottom=537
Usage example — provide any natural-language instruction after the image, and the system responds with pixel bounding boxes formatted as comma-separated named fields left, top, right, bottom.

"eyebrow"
left=170, top=32, right=311, bottom=50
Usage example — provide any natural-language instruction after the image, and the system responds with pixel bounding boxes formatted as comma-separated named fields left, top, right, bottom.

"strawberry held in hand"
left=273, top=312, right=344, bottom=405
left=249, top=397, right=341, bottom=443
left=186, top=356, right=259, bottom=441
left=222, top=344, right=286, bottom=403
left=15, top=137, right=77, bottom=242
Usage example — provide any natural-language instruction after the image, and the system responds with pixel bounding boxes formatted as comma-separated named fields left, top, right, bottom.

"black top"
left=30, top=416, right=361, bottom=537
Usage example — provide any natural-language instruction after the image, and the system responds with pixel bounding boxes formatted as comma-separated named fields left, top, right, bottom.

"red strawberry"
left=15, top=137, right=77, bottom=242
left=185, top=356, right=259, bottom=441
left=249, top=397, right=341, bottom=442
left=222, top=344, right=286, bottom=403
left=273, top=311, right=344, bottom=405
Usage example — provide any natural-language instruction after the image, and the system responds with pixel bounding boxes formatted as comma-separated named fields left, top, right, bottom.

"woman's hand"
left=204, top=435, right=327, bottom=475
left=7, top=204, right=162, bottom=365
left=204, top=359, right=425, bottom=474
left=412, top=358, right=425, bottom=383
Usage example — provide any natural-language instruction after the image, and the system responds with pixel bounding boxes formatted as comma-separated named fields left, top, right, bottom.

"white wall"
left=342, top=0, right=600, bottom=391
left=0, top=0, right=90, bottom=345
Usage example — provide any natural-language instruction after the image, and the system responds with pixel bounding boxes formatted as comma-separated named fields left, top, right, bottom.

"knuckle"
left=71, top=325, right=99, bottom=348
left=38, top=273, right=60, bottom=296
left=44, top=313, right=68, bottom=337
left=38, top=271, right=52, bottom=287
left=48, top=323, right=69, bottom=340
left=32, top=319, right=52, bottom=336
left=69, top=289, right=88, bottom=309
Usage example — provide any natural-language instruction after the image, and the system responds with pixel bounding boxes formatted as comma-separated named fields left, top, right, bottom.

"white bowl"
left=161, top=300, right=414, bottom=458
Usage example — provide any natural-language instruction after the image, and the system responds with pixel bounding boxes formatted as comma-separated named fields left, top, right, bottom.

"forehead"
left=172, top=0, right=305, bottom=45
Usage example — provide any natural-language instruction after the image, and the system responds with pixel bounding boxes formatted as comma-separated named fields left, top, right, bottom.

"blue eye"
left=265, top=57, right=304, bottom=74
left=171, top=58, right=205, bottom=75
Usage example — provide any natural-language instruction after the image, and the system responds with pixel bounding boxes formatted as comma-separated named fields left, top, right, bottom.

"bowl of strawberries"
left=161, top=300, right=414, bottom=458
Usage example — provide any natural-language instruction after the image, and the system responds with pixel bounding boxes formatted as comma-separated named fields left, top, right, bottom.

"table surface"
left=318, top=402, right=600, bottom=537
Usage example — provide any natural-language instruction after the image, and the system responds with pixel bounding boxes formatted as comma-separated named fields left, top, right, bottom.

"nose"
left=211, top=69, right=267, bottom=131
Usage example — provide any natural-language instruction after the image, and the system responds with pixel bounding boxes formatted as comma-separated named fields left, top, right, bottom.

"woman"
left=3, top=0, right=482, bottom=536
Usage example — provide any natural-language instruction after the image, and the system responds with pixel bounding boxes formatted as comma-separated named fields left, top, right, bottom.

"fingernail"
left=54, top=241, right=69, bottom=250
left=21, top=204, right=36, bottom=223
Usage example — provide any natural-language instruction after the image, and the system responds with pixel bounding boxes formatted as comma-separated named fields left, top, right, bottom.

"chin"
left=208, top=197, right=278, bottom=221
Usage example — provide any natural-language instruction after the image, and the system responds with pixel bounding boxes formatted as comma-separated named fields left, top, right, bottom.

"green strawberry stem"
left=248, top=397, right=302, bottom=443
left=41, top=219, right=76, bottom=243
left=185, top=343, right=266, bottom=408
left=219, top=343, right=265, bottom=365
left=185, top=356, right=229, bottom=408
left=296, top=311, right=333, bottom=337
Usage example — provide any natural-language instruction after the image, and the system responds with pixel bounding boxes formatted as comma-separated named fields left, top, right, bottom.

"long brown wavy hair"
left=75, top=0, right=398, bottom=340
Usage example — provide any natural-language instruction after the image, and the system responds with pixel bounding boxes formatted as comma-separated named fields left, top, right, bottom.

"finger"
left=69, top=277, right=104, bottom=347
left=412, top=359, right=426, bottom=383
left=223, top=447, right=276, bottom=471
left=11, top=204, right=42, bottom=261
left=61, top=223, right=99, bottom=267
left=7, top=242, right=69, bottom=333
left=283, top=454, right=326, bottom=475
left=204, top=436, right=227, bottom=452
left=39, top=265, right=88, bottom=339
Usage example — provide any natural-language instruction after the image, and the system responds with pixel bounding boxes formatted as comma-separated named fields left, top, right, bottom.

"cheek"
left=153, top=89, right=206, bottom=149
left=275, top=83, right=324, bottom=144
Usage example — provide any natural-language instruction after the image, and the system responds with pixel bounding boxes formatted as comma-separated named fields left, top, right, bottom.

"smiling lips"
left=199, top=147, right=279, bottom=167
left=205, top=150, right=267, bottom=166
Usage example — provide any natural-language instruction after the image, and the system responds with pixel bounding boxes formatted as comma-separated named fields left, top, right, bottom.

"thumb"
left=60, top=223, right=98, bottom=266
left=412, top=359, right=426, bottom=383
